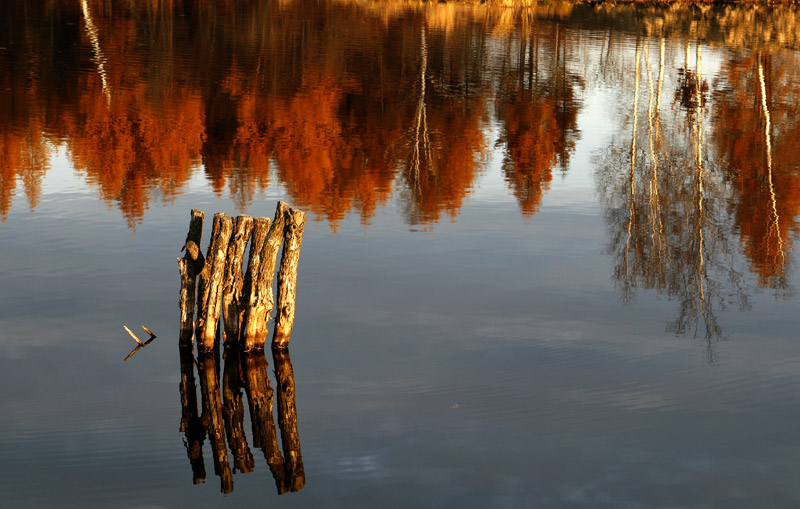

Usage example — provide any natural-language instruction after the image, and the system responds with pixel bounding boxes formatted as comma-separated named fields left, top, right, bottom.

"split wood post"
left=272, top=206, right=306, bottom=349
left=241, top=202, right=289, bottom=350
left=221, top=216, right=254, bottom=348
left=240, top=217, right=270, bottom=350
left=196, top=213, right=233, bottom=352
left=273, top=348, right=305, bottom=492
left=178, top=209, right=205, bottom=346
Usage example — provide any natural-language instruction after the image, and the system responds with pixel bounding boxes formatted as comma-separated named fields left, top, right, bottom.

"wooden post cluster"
left=178, top=202, right=305, bottom=352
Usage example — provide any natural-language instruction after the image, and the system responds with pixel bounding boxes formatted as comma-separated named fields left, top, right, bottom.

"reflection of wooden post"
left=197, top=352, right=234, bottom=494
left=242, top=202, right=289, bottom=350
left=272, top=207, right=305, bottom=349
left=241, top=351, right=286, bottom=493
left=178, top=209, right=204, bottom=346
left=273, top=348, right=305, bottom=492
left=179, top=346, right=206, bottom=484
left=222, top=216, right=254, bottom=348
left=197, top=213, right=233, bottom=352
left=222, top=350, right=254, bottom=474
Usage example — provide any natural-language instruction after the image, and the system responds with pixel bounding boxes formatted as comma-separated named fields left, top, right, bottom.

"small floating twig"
left=123, top=325, right=144, bottom=346
left=122, top=325, right=157, bottom=361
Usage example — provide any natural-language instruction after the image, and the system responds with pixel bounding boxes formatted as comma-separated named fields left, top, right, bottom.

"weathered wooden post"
left=273, top=348, right=305, bottom=492
left=222, top=215, right=254, bottom=348
left=178, top=209, right=204, bottom=346
left=272, top=206, right=306, bottom=349
left=196, top=213, right=233, bottom=352
left=179, top=202, right=305, bottom=352
left=241, top=202, right=289, bottom=350
left=240, top=217, right=270, bottom=350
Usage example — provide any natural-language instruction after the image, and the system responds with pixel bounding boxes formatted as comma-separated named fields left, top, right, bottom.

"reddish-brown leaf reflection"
left=495, top=23, right=581, bottom=216
left=1, top=1, right=799, bottom=303
left=0, top=0, right=504, bottom=228
left=713, top=52, right=800, bottom=290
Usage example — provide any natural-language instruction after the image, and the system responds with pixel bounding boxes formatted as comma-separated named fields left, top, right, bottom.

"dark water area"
left=2, top=0, right=800, bottom=506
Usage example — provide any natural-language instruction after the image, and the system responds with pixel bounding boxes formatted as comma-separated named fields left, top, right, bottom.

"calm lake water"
left=2, top=1, right=800, bottom=507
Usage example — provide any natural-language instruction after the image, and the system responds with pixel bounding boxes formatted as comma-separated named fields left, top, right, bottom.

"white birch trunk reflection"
left=595, top=38, right=750, bottom=355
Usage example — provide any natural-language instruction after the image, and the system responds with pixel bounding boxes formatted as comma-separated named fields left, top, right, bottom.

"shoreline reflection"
left=3, top=0, right=798, bottom=345
left=595, top=36, right=798, bottom=355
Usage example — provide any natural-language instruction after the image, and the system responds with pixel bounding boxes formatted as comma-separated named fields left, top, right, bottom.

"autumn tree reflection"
left=496, top=22, right=581, bottom=215
left=2, top=0, right=800, bottom=271
left=713, top=51, right=800, bottom=293
left=0, top=1, right=78, bottom=221
left=178, top=345, right=305, bottom=494
left=0, top=0, right=496, bottom=228
left=390, top=21, right=490, bottom=225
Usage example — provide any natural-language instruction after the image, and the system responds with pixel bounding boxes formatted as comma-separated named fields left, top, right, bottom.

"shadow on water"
left=179, top=344, right=305, bottom=495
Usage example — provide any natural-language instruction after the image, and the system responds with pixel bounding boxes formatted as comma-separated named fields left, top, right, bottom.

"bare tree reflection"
left=595, top=38, right=752, bottom=359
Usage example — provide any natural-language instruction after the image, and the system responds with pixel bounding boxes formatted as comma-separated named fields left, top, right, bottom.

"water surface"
left=1, top=1, right=800, bottom=506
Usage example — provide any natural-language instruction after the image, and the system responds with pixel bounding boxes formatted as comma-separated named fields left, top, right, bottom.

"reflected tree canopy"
left=713, top=52, right=800, bottom=292
left=496, top=20, right=581, bottom=215
left=2, top=0, right=799, bottom=339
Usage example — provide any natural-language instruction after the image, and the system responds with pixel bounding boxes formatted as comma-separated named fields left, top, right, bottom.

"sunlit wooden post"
left=178, top=209, right=204, bottom=346
left=197, top=213, right=233, bottom=352
left=272, top=206, right=306, bottom=349
left=222, top=215, right=254, bottom=348
left=242, top=202, right=289, bottom=350
left=273, top=348, right=305, bottom=492
left=180, top=202, right=305, bottom=351
left=240, top=217, right=269, bottom=350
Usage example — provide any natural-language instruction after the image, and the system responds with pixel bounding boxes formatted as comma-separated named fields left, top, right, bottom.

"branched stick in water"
left=123, top=325, right=144, bottom=345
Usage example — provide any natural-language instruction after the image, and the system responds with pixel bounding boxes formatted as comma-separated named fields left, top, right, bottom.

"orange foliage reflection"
left=67, top=79, right=205, bottom=226
left=714, top=52, right=800, bottom=289
left=496, top=26, right=580, bottom=216
left=0, top=0, right=528, bottom=228
left=1, top=0, right=799, bottom=294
